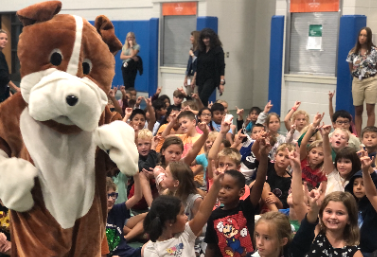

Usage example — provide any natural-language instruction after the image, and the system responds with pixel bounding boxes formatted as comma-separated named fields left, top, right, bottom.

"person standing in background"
left=120, top=32, right=140, bottom=89
left=0, top=29, right=20, bottom=103
left=193, top=28, right=225, bottom=105
left=183, top=31, right=200, bottom=96
left=347, top=27, right=377, bottom=136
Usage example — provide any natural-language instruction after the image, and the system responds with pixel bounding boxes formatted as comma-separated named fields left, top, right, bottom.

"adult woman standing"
left=183, top=31, right=200, bottom=95
left=347, top=27, right=377, bottom=136
left=193, top=28, right=225, bottom=105
left=120, top=32, right=140, bottom=89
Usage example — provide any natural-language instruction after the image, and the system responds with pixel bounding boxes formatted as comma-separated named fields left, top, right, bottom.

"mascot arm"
left=94, top=121, right=138, bottom=176
left=0, top=148, right=37, bottom=212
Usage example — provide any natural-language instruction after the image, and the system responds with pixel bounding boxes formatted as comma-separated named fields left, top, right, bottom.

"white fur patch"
left=20, top=68, right=108, bottom=132
left=67, top=15, right=83, bottom=76
left=20, top=108, right=96, bottom=229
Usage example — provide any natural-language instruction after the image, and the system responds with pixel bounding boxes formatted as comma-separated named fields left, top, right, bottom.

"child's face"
left=164, top=99, right=170, bottom=107
left=333, top=117, right=350, bottom=130
left=218, top=156, right=239, bottom=172
left=162, top=144, right=183, bottom=164
left=274, top=150, right=291, bottom=170
left=205, top=138, right=215, bottom=152
left=173, top=96, right=183, bottom=105
left=167, top=110, right=181, bottom=130
left=330, top=131, right=348, bottom=150
left=307, top=147, right=324, bottom=167
left=218, top=174, right=244, bottom=206
left=137, top=138, right=151, bottom=157
left=268, top=115, right=280, bottom=133
left=220, top=102, right=228, bottom=113
left=172, top=204, right=188, bottom=234
left=131, top=114, right=146, bottom=130
left=251, top=126, right=264, bottom=140
left=160, top=166, right=178, bottom=190
left=248, top=111, right=259, bottom=122
left=254, top=221, right=286, bottom=257
left=321, top=201, right=349, bottom=232
left=200, top=109, right=212, bottom=124
left=336, top=158, right=352, bottom=178
left=212, top=110, right=225, bottom=124
left=353, top=177, right=365, bottom=199
left=178, top=117, right=196, bottom=134
left=294, top=114, right=308, bottom=131
left=362, top=132, right=377, bottom=150
left=107, top=188, right=117, bottom=212
left=157, top=107, right=167, bottom=117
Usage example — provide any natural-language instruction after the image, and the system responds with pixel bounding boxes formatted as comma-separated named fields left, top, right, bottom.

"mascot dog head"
left=17, top=1, right=122, bottom=133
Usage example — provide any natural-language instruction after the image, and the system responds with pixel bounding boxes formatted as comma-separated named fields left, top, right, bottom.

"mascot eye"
left=49, top=49, right=63, bottom=66
left=82, top=59, right=92, bottom=75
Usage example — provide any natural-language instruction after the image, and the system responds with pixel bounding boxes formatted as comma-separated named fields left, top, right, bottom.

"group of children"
left=2, top=85, right=377, bottom=257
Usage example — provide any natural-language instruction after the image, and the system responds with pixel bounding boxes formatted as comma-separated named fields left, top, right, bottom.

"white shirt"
left=325, top=170, right=349, bottom=195
left=144, top=222, right=196, bottom=257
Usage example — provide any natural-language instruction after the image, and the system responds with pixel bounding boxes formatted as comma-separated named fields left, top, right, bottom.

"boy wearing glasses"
left=329, top=110, right=361, bottom=152
left=106, top=175, right=143, bottom=257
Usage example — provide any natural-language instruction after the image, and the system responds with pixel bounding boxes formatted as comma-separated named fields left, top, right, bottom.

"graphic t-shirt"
left=266, top=162, right=292, bottom=209
left=144, top=222, right=196, bottom=257
left=106, top=203, right=141, bottom=257
left=301, top=159, right=327, bottom=188
left=205, top=199, right=256, bottom=257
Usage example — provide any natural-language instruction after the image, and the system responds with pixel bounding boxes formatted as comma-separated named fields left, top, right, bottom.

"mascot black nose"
left=66, top=95, right=78, bottom=106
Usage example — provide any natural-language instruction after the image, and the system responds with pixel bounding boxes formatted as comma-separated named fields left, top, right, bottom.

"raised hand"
left=361, top=155, right=374, bottom=172
left=156, top=87, right=162, bottom=95
left=234, top=130, right=247, bottom=146
left=151, top=136, right=162, bottom=150
left=265, top=192, right=280, bottom=205
left=177, top=87, right=187, bottom=97
left=259, top=135, right=272, bottom=157
left=144, top=96, right=152, bottom=107
left=198, top=122, right=209, bottom=134
left=113, top=87, right=118, bottom=95
left=191, top=93, right=199, bottom=100
left=135, top=96, right=142, bottom=107
left=220, top=116, right=232, bottom=134
left=329, top=90, right=335, bottom=100
left=120, top=86, right=126, bottom=94
left=122, top=108, right=133, bottom=122
left=292, top=101, right=301, bottom=110
left=319, top=124, right=332, bottom=136
left=290, top=124, right=296, bottom=132
left=109, top=89, right=115, bottom=98
left=236, top=106, right=244, bottom=117
left=312, top=112, right=325, bottom=128
left=287, top=143, right=300, bottom=167
left=264, top=100, right=273, bottom=113
left=211, top=160, right=225, bottom=186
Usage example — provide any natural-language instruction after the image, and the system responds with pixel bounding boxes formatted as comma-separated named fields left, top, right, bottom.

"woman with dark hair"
left=347, top=27, right=377, bottom=136
left=192, top=28, right=225, bottom=105
left=184, top=31, right=200, bottom=95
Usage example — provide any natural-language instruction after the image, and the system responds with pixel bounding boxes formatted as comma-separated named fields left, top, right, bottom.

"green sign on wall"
left=307, top=24, right=323, bottom=50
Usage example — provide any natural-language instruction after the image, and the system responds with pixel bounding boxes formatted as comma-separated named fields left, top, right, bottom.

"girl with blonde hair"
left=120, top=32, right=140, bottom=89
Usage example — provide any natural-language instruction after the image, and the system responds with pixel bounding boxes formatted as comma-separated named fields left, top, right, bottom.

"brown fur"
left=0, top=1, right=123, bottom=256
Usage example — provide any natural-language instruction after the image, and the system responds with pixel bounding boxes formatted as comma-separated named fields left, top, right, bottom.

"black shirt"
left=196, top=46, right=225, bottom=87
left=205, top=198, right=257, bottom=256
left=266, top=162, right=292, bottom=209
left=0, top=51, right=10, bottom=95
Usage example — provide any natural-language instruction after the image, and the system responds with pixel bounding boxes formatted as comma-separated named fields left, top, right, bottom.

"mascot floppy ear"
left=16, top=1, right=61, bottom=26
left=95, top=15, right=122, bottom=55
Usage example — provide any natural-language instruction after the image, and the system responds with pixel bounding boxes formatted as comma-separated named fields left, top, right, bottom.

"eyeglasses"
left=108, top=192, right=118, bottom=200
left=201, top=113, right=211, bottom=117
left=336, top=121, right=350, bottom=125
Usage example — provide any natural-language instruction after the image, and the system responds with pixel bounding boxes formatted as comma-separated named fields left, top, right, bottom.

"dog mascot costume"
left=0, top=1, right=139, bottom=256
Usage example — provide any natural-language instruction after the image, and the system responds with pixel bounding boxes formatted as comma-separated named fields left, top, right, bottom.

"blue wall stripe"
left=268, top=15, right=285, bottom=115
left=90, top=19, right=159, bottom=96
left=336, top=15, right=366, bottom=116
left=196, top=16, right=218, bottom=103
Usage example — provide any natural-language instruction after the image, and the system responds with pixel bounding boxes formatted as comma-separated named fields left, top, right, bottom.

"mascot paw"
left=94, top=121, right=138, bottom=176
left=0, top=158, right=38, bottom=212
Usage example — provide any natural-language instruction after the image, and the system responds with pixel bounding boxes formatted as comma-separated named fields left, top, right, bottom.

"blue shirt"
left=107, top=203, right=141, bottom=257
left=211, top=121, right=232, bottom=134
left=196, top=153, right=208, bottom=181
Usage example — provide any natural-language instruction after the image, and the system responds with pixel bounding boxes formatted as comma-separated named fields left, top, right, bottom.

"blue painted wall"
left=90, top=19, right=159, bottom=96
left=197, top=16, right=218, bottom=103
left=336, top=15, right=366, bottom=116
left=268, top=16, right=285, bottom=115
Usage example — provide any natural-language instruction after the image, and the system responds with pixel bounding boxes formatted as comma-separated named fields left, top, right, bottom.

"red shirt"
left=301, top=159, right=327, bottom=187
